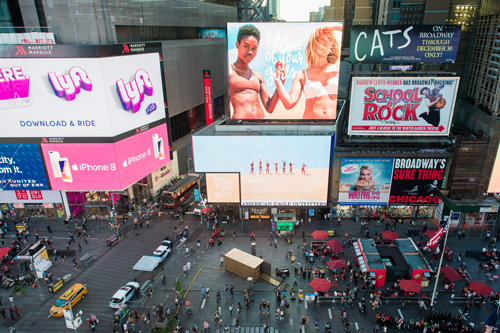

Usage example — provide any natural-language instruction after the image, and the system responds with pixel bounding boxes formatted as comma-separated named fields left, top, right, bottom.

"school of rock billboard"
left=348, top=77, right=459, bottom=136
left=389, top=158, right=447, bottom=205
left=349, top=25, right=461, bottom=63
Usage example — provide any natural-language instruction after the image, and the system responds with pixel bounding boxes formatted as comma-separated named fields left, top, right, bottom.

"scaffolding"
left=448, top=133, right=489, bottom=198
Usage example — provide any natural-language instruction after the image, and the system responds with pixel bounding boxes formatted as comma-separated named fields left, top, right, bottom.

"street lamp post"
left=429, top=213, right=452, bottom=313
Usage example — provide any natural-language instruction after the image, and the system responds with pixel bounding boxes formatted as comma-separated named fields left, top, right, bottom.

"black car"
left=173, top=198, right=194, bottom=218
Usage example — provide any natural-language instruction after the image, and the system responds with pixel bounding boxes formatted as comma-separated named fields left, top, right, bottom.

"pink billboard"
left=42, top=125, right=170, bottom=191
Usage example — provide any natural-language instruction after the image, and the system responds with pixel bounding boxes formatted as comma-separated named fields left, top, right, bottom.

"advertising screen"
left=227, top=22, right=343, bottom=120
left=193, top=136, right=331, bottom=206
left=41, top=125, right=169, bottom=191
left=0, top=53, right=165, bottom=138
left=488, top=145, right=500, bottom=193
left=389, top=158, right=446, bottom=205
left=348, top=77, right=459, bottom=136
left=339, top=158, right=394, bottom=205
left=0, top=144, right=49, bottom=190
left=206, top=173, right=240, bottom=203
left=349, top=25, right=461, bottom=63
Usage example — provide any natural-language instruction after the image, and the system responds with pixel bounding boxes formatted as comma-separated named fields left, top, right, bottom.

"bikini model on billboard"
left=229, top=25, right=285, bottom=119
left=274, top=24, right=342, bottom=120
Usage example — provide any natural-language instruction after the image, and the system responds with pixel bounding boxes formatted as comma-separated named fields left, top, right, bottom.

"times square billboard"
left=193, top=135, right=332, bottom=206
left=348, top=77, right=459, bottom=136
left=0, top=44, right=171, bottom=191
left=349, top=25, right=461, bottom=64
left=227, top=22, right=343, bottom=120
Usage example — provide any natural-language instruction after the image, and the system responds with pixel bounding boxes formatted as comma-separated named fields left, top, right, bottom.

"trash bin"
left=63, top=274, right=72, bottom=283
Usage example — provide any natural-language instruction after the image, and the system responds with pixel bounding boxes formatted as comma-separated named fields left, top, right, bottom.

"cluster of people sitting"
left=376, top=312, right=473, bottom=333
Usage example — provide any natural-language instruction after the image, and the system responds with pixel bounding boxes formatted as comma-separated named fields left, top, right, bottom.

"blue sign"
left=0, top=144, right=49, bottom=190
left=350, top=25, right=461, bottom=64
left=194, top=189, right=200, bottom=201
left=308, top=209, right=315, bottom=217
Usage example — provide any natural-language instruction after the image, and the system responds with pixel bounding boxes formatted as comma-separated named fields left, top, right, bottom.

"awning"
left=133, top=256, right=161, bottom=272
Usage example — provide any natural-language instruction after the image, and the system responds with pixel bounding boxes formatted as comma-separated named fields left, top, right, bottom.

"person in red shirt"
left=251, top=232, right=255, bottom=241
left=301, top=164, right=306, bottom=175
left=274, top=162, right=278, bottom=174
left=250, top=162, right=255, bottom=174
left=266, top=161, right=270, bottom=174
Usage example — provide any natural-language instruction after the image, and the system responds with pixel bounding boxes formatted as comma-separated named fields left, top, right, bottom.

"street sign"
left=194, top=189, right=200, bottom=201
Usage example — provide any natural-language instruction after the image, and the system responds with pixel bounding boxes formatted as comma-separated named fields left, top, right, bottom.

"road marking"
left=201, top=298, right=206, bottom=309
left=422, top=303, right=427, bottom=310
left=302, top=325, right=305, bottom=333
left=290, top=319, right=294, bottom=326
left=358, top=302, right=361, bottom=308
left=305, top=301, right=308, bottom=309
left=232, top=318, right=236, bottom=325
left=398, top=309, right=404, bottom=320
left=355, top=322, right=359, bottom=330
left=328, top=308, right=332, bottom=319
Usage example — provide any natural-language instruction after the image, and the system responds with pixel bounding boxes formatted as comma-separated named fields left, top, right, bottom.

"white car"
left=161, top=239, right=172, bottom=250
left=109, top=282, right=140, bottom=308
left=152, top=245, right=171, bottom=267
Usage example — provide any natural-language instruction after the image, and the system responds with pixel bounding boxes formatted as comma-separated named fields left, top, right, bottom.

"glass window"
left=391, top=13, right=400, bottom=22
left=393, top=0, right=401, bottom=8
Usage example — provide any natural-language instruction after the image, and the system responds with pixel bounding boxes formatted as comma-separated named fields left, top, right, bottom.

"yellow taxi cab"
left=50, top=283, right=87, bottom=317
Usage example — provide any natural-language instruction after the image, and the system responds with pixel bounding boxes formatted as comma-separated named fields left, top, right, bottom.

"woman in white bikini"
left=274, top=24, right=342, bottom=119
left=229, top=24, right=283, bottom=119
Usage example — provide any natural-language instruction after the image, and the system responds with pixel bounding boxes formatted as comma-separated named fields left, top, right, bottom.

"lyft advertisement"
left=0, top=144, right=49, bottom=190
left=193, top=135, right=331, bottom=206
left=227, top=22, right=343, bottom=120
left=41, top=125, right=169, bottom=191
left=348, top=77, right=459, bottom=136
left=0, top=53, right=165, bottom=138
left=339, top=158, right=395, bottom=206
left=389, top=158, right=447, bottom=205
left=349, top=25, right=461, bottom=64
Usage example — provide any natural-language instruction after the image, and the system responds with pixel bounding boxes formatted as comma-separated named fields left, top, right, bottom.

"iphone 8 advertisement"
left=41, top=125, right=169, bottom=191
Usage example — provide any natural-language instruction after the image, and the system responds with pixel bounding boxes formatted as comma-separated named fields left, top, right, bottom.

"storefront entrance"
left=25, top=204, right=46, bottom=219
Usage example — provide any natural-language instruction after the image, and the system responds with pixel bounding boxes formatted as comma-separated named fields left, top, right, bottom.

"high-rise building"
left=269, top=0, right=281, bottom=20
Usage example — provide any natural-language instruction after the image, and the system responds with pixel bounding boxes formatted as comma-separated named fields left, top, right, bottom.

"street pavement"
left=0, top=209, right=496, bottom=333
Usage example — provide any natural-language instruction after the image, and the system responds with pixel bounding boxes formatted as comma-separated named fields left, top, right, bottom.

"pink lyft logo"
left=0, top=66, right=30, bottom=100
left=116, top=69, right=153, bottom=113
left=48, top=67, right=92, bottom=101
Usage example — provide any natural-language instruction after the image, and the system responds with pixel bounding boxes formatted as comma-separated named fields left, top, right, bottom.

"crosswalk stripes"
left=328, top=308, right=333, bottom=319
left=290, top=318, right=294, bottom=326
left=217, top=327, right=280, bottom=333
left=355, top=322, right=359, bottom=330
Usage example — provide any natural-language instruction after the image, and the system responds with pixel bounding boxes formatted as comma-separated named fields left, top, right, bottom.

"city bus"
left=161, top=174, right=200, bottom=209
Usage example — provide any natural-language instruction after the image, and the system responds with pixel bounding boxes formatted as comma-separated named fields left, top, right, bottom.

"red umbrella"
left=441, top=265, right=463, bottom=282
left=0, top=247, right=10, bottom=258
left=309, top=278, right=333, bottom=292
left=311, top=230, right=329, bottom=240
left=469, top=281, right=493, bottom=295
left=398, top=279, right=423, bottom=293
left=327, top=259, right=348, bottom=270
left=424, top=230, right=437, bottom=238
left=381, top=231, right=400, bottom=241
left=325, top=239, right=344, bottom=252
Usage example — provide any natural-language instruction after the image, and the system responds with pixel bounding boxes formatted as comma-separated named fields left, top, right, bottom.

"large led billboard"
left=389, top=158, right=446, bottom=205
left=0, top=144, right=49, bottom=190
left=0, top=53, right=165, bottom=138
left=41, top=124, right=169, bottom=191
left=339, top=158, right=394, bottom=206
left=348, top=77, right=459, bottom=136
left=193, top=136, right=331, bottom=206
left=206, top=173, right=240, bottom=203
left=349, top=25, right=461, bottom=64
left=227, top=22, right=343, bottom=120
left=488, top=145, right=500, bottom=193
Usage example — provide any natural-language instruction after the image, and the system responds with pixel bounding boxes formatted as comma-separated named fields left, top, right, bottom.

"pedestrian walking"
left=9, top=295, right=14, bottom=307
left=251, top=232, right=255, bottom=241
left=9, top=308, right=15, bottom=321
left=0, top=308, right=5, bottom=319
left=402, top=299, right=405, bottom=309
left=225, top=284, right=229, bottom=297
left=47, top=225, right=52, bottom=233
left=78, top=242, right=82, bottom=251
left=13, top=305, right=19, bottom=317
left=315, top=318, right=319, bottom=330
left=229, top=304, right=233, bottom=316
left=230, top=285, right=234, bottom=297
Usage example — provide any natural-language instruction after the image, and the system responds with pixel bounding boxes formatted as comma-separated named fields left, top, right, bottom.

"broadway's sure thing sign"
left=349, top=25, right=461, bottom=63
left=389, top=158, right=447, bottom=205
left=348, top=77, right=459, bottom=136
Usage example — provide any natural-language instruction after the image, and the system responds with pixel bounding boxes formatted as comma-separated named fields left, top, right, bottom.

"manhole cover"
left=139, top=239, right=145, bottom=243
left=30, top=322, right=37, bottom=327
left=168, top=226, right=174, bottom=229
left=135, top=233, right=140, bottom=236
